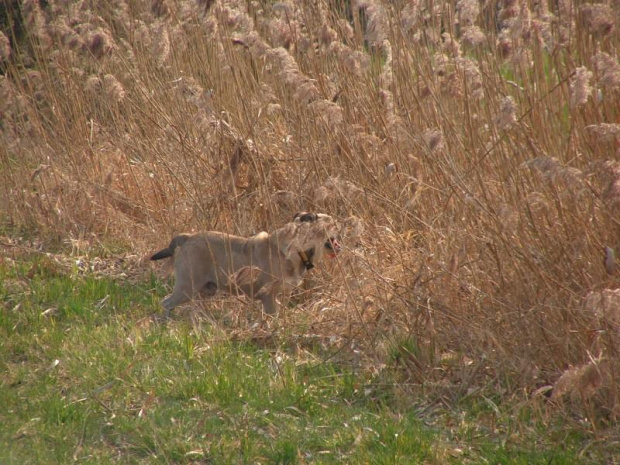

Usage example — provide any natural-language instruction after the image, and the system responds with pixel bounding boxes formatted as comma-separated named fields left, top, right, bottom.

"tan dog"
left=151, top=213, right=340, bottom=317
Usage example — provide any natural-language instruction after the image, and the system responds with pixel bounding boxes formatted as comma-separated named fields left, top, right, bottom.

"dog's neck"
left=298, top=249, right=315, bottom=271
left=269, top=223, right=319, bottom=272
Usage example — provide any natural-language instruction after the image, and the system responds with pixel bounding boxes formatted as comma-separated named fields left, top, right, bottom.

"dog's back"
left=151, top=213, right=339, bottom=317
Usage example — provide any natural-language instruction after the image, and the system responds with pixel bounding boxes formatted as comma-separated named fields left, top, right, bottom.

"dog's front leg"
left=259, top=294, right=278, bottom=315
left=256, top=280, right=283, bottom=315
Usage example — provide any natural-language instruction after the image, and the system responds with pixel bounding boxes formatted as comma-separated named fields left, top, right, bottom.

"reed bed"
left=1, top=0, right=620, bottom=430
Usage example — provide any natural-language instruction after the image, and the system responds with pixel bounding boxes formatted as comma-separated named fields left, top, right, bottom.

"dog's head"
left=293, top=212, right=341, bottom=257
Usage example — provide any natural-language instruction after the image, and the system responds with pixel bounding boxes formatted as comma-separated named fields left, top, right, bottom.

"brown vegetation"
left=1, top=0, right=620, bottom=430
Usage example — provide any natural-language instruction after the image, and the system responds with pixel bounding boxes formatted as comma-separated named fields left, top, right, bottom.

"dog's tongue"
left=329, top=238, right=341, bottom=258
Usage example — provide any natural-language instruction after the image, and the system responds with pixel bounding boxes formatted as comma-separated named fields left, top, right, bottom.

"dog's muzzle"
left=325, top=237, right=341, bottom=258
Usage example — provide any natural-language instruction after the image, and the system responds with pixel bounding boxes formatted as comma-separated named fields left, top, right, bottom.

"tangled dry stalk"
left=1, top=0, right=620, bottom=428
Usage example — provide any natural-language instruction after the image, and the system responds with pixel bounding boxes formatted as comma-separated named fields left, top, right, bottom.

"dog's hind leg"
left=161, top=261, right=207, bottom=317
left=162, top=292, right=191, bottom=318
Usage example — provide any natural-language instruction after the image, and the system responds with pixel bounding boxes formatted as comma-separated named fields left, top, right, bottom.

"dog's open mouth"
left=325, top=237, right=341, bottom=258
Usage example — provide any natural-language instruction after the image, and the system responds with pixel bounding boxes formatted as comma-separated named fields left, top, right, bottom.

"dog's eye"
left=298, top=213, right=317, bottom=223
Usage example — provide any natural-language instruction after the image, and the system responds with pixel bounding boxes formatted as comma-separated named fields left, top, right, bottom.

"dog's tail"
left=150, top=234, right=190, bottom=261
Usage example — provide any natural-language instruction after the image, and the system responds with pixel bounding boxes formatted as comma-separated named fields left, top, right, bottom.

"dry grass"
left=2, top=0, right=620, bottom=431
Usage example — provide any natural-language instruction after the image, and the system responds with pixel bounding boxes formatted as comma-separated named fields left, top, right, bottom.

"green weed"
left=0, top=255, right=601, bottom=463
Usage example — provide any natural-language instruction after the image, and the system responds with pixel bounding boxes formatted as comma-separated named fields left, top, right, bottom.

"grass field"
left=0, top=248, right=600, bottom=463
left=1, top=0, right=620, bottom=462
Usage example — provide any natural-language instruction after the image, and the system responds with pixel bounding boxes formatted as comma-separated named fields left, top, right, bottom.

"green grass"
left=0, top=252, right=600, bottom=464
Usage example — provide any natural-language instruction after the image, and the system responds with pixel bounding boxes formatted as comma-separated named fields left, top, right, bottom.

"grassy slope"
left=0, top=249, right=596, bottom=464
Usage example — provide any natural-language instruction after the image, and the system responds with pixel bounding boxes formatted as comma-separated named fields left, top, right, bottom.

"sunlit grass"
left=0, top=256, right=597, bottom=463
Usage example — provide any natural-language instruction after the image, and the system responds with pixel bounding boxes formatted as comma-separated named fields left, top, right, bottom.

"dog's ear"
left=293, top=212, right=317, bottom=223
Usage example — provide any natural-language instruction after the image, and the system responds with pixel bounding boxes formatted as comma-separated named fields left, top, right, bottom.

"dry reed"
left=1, top=0, right=620, bottom=431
